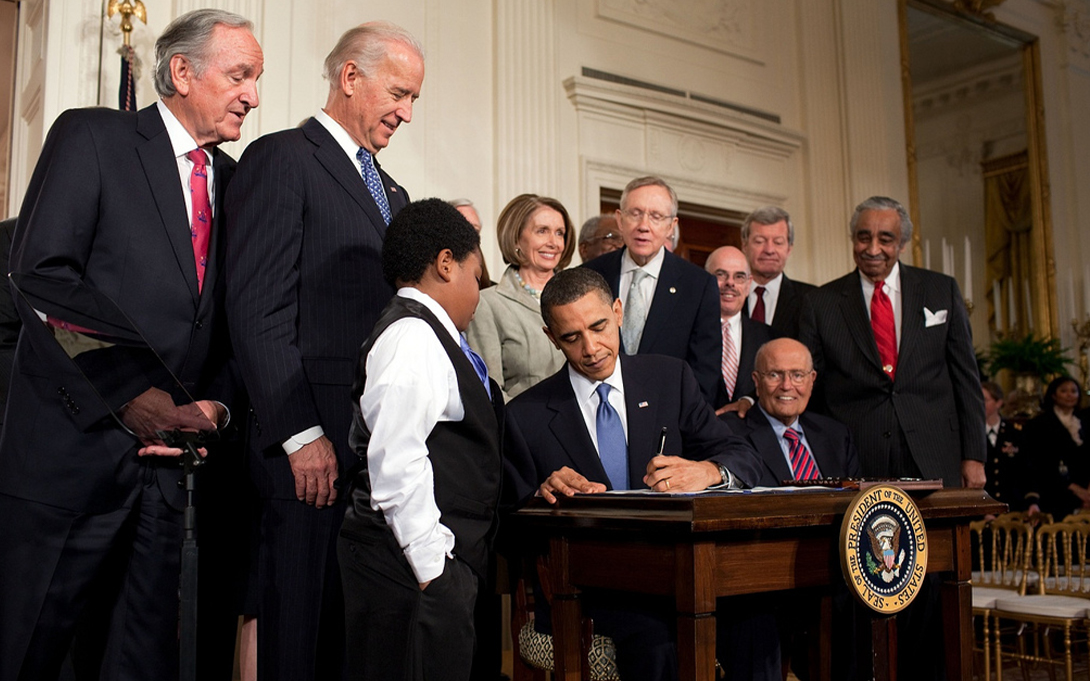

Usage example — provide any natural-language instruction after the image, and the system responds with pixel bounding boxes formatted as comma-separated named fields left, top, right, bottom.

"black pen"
left=656, top=427, right=667, bottom=457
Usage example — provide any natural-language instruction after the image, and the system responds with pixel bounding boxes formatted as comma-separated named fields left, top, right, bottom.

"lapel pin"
left=669, top=287, right=676, bottom=294
left=389, top=187, right=398, bottom=192
left=638, top=401, right=649, bottom=408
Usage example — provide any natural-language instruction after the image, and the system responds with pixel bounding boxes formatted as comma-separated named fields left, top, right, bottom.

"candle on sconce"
left=924, top=239, right=931, bottom=270
left=1008, top=277, right=1017, bottom=329
left=993, top=279, right=1003, bottom=332
left=941, top=238, right=950, bottom=277
left=963, top=236, right=972, bottom=301
left=1024, top=279, right=1033, bottom=331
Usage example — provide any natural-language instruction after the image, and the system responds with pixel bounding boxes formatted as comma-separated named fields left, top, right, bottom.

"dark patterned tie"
left=357, top=148, right=392, bottom=225
left=784, top=428, right=819, bottom=480
left=186, top=149, right=211, bottom=292
left=871, top=279, right=898, bottom=380
left=595, top=384, right=629, bottom=490
left=752, top=286, right=767, bottom=323
left=460, top=335, right=491, bottom=399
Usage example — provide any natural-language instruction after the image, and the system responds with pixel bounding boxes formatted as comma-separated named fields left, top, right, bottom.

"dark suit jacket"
left=744, top=273, right=816, bottom=339
left=715, top=314, right=777, bottom=408
left=503, top=354, right=765, bottom=507
left=797, top=265, right=985, bottom=486
left=225, top=117, right=408, bottom=499
left=0, top=217, right=18, bottom=427
left=0, top=105, right=234, bottom=512
left=582, top=248, right=721, bottom=403
left=720, top=408, right=860, bottom=486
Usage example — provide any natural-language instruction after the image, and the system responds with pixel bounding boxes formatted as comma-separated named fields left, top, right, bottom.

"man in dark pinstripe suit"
left=225, top=22, right=423, bottom=681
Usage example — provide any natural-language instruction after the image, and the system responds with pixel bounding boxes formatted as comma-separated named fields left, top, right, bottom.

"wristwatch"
left=716, top=463, right=733, bottom=488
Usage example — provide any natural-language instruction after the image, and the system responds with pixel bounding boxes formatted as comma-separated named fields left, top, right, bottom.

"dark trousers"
left=0, top=479, right=182, bottom=681
left=339, top=533, right=478, bottom=681
left=255, top=497, right=347, bottom=681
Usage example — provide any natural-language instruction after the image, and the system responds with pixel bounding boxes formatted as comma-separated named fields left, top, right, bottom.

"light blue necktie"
left=595, top=383, right=628, bottom=490
left=356, top=148, right=392, bottom=225
left=460, top=335, right=491, bottom=399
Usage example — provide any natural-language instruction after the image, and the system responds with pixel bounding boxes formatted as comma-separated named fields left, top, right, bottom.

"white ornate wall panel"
left=595, top=0, right=761, bottom=62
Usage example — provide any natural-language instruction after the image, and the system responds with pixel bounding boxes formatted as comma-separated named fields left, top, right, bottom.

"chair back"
left=1035, top=522, right=1090, bottom=597
left=978, top=517, right=1034, bottom=593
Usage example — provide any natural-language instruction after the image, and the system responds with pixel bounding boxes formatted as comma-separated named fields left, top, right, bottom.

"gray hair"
left=741, top=206, right=794, bottom=245
left=849, top=196, right=913, bottom=246
left=155, top=9, right=254, bottom=98
left=323, top=22, right=424, bottom=85
left=619, top=176, right=678, bottom=217
left=578, top=215, right=605, bottom=245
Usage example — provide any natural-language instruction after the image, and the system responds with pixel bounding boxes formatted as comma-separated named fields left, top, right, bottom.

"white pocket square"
left=924, top=308, right=948, bottom=327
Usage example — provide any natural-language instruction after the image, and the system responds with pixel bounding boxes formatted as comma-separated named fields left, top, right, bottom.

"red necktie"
left=871, top=279, right=897, bottom=380
left=186, top=149, right=211, bottom=292
left=752, top=286, right=767, bottom=323
left=784, top=428, right=819, bottom=480
left=721, top=319, right=738, bottom=399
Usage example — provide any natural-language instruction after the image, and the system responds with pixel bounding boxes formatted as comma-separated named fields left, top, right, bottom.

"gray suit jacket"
left=465, top=266, right=565, bottom=401
left=798, top=265, right=985, bottom=486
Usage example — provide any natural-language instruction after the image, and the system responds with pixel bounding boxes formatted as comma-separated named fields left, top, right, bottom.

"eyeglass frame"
left=755, top=369, right=815, bottom=385
left=618, top=207, right=675, bottom=227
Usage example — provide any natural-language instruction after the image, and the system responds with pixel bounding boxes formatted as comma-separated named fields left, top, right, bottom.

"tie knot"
left=356, top=147, right=372, bottom=165
left=784, top=428, right=801, bottom=444
left=596, top=383, right=612, bottom=402
left=186, top=149, right=207, bottom=167
left=631, top=269, right=649, bottom=284
left=755, top=286, right=765, bottom=295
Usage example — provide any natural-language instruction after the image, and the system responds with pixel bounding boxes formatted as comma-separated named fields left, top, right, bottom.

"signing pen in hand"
left=656, top=427, right=666, bottom=456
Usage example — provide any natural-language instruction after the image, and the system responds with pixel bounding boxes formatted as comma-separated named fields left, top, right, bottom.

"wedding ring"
left=665, top=479, right=670, bottom=490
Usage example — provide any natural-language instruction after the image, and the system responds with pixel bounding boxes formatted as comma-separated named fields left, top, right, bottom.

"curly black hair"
left=381, top=198, right=481, bottom=286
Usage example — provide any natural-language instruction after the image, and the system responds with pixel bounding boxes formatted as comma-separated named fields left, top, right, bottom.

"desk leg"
left=869, top=615, right=897, bottom=681
left=548, top=537, right=583, bottom=681
left=675, top=542, right=717, bottom=681
left=943, top=577, right=972, bottom=681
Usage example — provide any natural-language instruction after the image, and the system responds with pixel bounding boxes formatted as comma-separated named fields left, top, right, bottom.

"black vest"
left=341, top=294, right=502, bottom=577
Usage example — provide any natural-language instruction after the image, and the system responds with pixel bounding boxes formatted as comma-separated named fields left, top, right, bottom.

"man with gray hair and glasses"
left=226, top=21, right=423, bottom=681
left=740, top=206, right=816, bottom=339
left=0, top=9, right=261, bottom=679
left=577, top=214, right=624, bottom=262
left=582, top=176, right=721, bottom=404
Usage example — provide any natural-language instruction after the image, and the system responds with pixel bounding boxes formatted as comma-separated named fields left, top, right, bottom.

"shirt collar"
left=758, top=403, right=800, bottom=435
left=315, top=108, right=365, bottom=163
left=723, top=312, right=742, bottom=334
left=156, top=100, right=205, bottom=161
left=755, top=272, right=783, bottom=295
left=620, top=246, right=665, bottom=280
left=395, top=287, right=461, bottom=345
left=568, top=355, right=625, bottom=407
left=860, top=261, right=901, bottom=292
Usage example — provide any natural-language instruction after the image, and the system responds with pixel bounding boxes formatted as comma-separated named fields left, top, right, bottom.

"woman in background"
left=466, top=193, right=574, bottom=400
left=1024, top=376, right=1088, bottom=518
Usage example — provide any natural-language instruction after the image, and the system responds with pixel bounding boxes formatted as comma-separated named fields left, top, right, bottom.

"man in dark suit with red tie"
left=225, top=22, right=423, bottom=681
left=797, top=196, right=985, bottom=680
left=0, top=10, right=262, bottom=679
left=740, top=206, right=817, bottom=339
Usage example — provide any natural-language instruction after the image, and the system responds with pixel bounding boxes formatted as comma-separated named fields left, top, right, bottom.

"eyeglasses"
left=757, top=370, right=814, bottom=385
left=586, top=231, right=624, bottom=245
left=712, top=270, right=750, bottom=284
left=620, top=208, right=674, bottom=226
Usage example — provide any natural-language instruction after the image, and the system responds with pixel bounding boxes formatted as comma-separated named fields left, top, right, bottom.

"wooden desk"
left=511, top=488, right=1003, bottom=681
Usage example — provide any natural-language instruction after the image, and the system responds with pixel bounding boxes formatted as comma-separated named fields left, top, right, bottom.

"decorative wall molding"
left=595, top=0, right=760, bottom=62
left=912, top=55, right=1023, bottom=118
left=1056, top=0, right=1090, bottom=66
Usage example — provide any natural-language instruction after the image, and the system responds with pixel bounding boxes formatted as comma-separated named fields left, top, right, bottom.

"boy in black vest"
left=338, top=199, right=503, bottom=681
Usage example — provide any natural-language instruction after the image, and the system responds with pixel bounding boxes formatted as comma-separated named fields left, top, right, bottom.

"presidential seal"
left=840, top=484, right=928, bottom=614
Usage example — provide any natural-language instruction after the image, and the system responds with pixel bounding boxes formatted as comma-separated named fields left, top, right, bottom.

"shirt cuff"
left=741, top=395, right=755, bottom=406
left=283, top=426, right=324, bottom=455
left=403, top=524, right=456, bottom=583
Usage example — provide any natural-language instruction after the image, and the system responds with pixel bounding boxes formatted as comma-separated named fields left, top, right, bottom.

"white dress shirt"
left=619, top=247, right=665, bottom=325
left=358, top=288, right=466, bottom=583
left=157, top=100, right=213, bottom=225
left=282, top=110, right=369, bottom=455
left=860, top=261, right=903, bottom=346
left=568, top=361, right=629, bottom=458
left=747, top=272, right=782, bottom=324
left=757, top=404, right=821, bottom=478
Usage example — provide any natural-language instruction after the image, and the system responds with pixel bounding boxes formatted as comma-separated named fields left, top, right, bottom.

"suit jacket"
left=503, top=354, right=765, bottom=507
left=465, top=265, right=565, bottom=401
left=719, top=408, right=860, bottom=486
left=225, top=117, right=408, bottom=499
left=744, top=273, right=817, bottom=339
left=797, top=265, right=985, bottom=486
left=582, top=248, right=721, bottom=403
left=0, top=217, right=19, bottom=428
left=715, top=314, right=777, bottom=408
left=0, top=105, right=234, bottom=512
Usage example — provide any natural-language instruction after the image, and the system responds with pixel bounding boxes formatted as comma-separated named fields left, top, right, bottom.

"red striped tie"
left=721, top=319, right=738, bottom=399
left=871, top=279, right=897, bottom=380
left=784, top=428, right=819, bottom=480
left=186, top=149, right=211, bottom=292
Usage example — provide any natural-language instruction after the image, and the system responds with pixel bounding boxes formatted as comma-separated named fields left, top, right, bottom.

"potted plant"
left=985, top=334, right=1074, bottom=416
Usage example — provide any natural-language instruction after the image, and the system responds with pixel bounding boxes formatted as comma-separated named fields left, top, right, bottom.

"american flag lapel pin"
left=638, top=401, right=649, bottom=408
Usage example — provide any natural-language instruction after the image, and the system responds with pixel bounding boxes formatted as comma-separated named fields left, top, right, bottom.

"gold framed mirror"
left=898, top=0, right=1056, bottom=343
